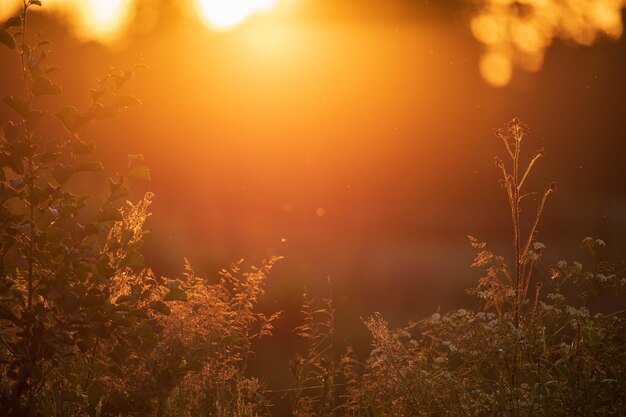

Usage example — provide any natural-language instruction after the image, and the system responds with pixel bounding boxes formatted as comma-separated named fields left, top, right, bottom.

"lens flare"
left=472, top=0, right=626, bottom=87
left=196, top=0, right=276, bottom=29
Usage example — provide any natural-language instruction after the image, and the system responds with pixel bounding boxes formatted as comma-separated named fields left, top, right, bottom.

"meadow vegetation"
left=1, top=3, right=624, bottom=416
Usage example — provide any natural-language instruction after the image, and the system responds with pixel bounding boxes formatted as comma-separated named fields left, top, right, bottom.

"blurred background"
left=1, top=0, right=625, bottom=402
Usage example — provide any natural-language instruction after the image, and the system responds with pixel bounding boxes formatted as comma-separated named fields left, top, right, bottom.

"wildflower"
left=565, top=305, right=589, bottom=318
left=532, top=241, right=546, bottom=250
left=442, top=340, right=458, bottom=352
left=539, top=301, right=552, bottom=311
left=598, top=273, right=611, bottom=282
left=546, top=293, right=565, bottom=302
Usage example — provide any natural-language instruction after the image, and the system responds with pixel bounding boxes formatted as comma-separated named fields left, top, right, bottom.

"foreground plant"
left=0, top=3, right=279, bottom=416
left=360, top=119, right=626, bottom=417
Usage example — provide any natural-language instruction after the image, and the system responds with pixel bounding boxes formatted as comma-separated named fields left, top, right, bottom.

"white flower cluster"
left=442, top=340, right=458, bottom=352
left=565, top=305, right=590, bottom=319
left=546, top=293, right=565, bottom=303
left=597, top=273, right=617, bottom=283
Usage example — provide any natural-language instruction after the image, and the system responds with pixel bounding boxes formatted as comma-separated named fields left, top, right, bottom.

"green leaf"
left=75, top=161, right=104, bottom=173
left=5, top=154, right=23, bottom=174
left=116, top=95, right=141, bottom=107
left=164, top=287, right=187, bottom=302
left=30, top=185, right=48, bottom=204
left=52, top=164, right=74, bottom=185
left=222, top=333, right=242, bottom=345
left=25, top=110, right=44, bottom=130
left=29, top=0, right=43, bottom=7
left=109, top=177, right=130, bottom=201
left=90, top=103, right=118, bottom=120
left=3, top=96, right=29, bottom=119
left=87, top=383, right=103, bottom=406
left=90, top=88, right=102, bottom=103
left=128, top=165, right=150, bottom=181
left=55, top=106, right=77, bottom=131
left=3, top=121, right=19, bottom=141
left=0, top=29, right=15, bottom=49
left=76, top=336, right=95, bottom=353
left=32, top=76, right=62, bottom=96
left=115, top=294, right=130, bottom=304
left=115, top=71, right=133, bottom=88
left=40, top=151, right=60, bottom=163
left=97, top=207, right=123, bottom=222
left=82, top=223, right=99, bottom=237
left=0, top=304, right=17, bottom=322
left=71, top=139, right=95, bottom=155
left=120, top=251, right=144, bottom=268
left=3, top=16, right=21, bottom=29
left=148, top=301, right=171, bottom=316
left=62, top=389, right=81, bottom=402
left=166, top=280, right=180, bottom=290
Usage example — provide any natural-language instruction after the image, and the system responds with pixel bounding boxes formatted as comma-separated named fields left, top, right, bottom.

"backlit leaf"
left=3, top=16, right=21, bottom=29
left=75, top=161, right=104, bottom=173
left=3, top=96, right=29, bottom=119
left=116, top=95, right=141, bottom=107
left=55, top=106, right=77, bottom=131
left=120, top=251, right=144, bottom=268
left=32, top=76, right=62, bottom=96
left=52, top=164, right=74, bottom=185
left=148, top=301, right=171, bottom=316
left=164, top=287, right=188, bottom=302
left=97, top=207, right=123, bottom=222
left=129, top=165, right=150, bottom=180
left=0, top=29, right=15, bottom=49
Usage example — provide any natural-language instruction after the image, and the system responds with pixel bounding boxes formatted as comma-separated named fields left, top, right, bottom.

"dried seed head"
left=547, top=182, right=557, bottom=193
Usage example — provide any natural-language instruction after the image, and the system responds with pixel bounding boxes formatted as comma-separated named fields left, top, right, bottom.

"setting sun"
left=196, top=0, right=276, bottom=29
left=79, top=0, right=132, bottom=39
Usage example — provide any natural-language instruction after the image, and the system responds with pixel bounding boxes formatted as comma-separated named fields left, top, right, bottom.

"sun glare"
left=0, top=0, right=134, bottom=42
left=196, top=0, right=276, bottom=29
left=78, top=0, right=133, bottom=40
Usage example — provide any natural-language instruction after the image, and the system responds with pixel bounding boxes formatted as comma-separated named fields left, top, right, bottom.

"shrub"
left=0, top=3, right=279, bottom=416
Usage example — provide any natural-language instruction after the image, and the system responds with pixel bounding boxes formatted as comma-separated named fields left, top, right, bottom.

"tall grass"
left=0, top=3, right=624, bottom=416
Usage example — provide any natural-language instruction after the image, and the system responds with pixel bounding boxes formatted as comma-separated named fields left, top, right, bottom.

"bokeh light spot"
left=480, top=51, right=512, bottom=87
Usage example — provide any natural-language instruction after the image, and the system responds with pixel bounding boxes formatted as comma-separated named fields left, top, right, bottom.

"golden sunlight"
left=76, top=0, right=133, bottom=40
left=196, top=0, right=276, bottom=29
left=0, top=0, right=134, bottom=42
